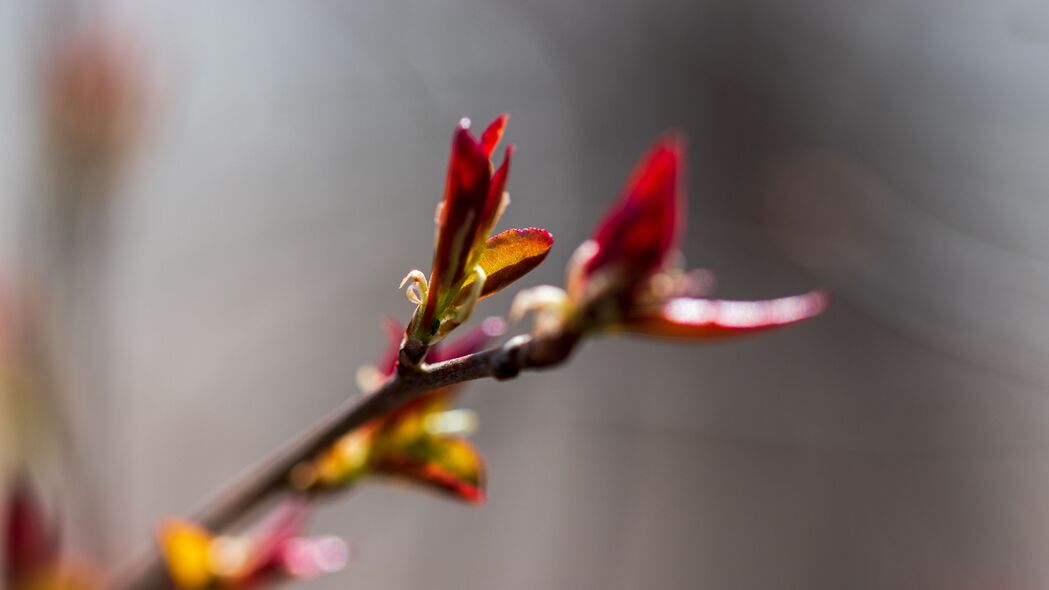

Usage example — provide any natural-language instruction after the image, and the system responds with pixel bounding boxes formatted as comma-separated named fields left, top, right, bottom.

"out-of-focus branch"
left=113, top=329, right=580, bottom=590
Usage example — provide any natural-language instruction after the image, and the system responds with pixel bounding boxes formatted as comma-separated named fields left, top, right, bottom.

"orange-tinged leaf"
left=375, top=437, right=486, bottom=504
left=157, top=520, right=213, bottom=590
left=471, top=228, right=553, bottom=299
left=620, top=291, right=828, bottom=339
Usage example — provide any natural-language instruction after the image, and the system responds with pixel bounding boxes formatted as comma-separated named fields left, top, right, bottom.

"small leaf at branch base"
left=619, top=291, right=829, bottom=339
left=375, top=437, right=486, bottom=504
left=469, top=228, right=554, bottom=299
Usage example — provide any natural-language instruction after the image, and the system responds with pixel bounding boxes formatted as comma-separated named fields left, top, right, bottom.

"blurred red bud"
left=571, top=136, right=685, bottom=303
left=4, top=476, right=57, bottom=588
left=46, top=28, right=145, bottom=169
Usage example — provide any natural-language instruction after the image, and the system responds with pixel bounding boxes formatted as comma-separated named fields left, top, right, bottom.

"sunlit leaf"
left=479, top=113, right=508, bottom=159
left=476, top=146, right=512, bottom=244
left=375, top=437, right=486, bottom=504
left=620, top=291, right=829, bottom=339
left=464, top=228, right=554, bottom=299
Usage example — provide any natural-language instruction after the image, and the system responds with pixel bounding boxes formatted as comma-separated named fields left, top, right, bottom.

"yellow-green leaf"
left=472, top=228, right=553, bottom=299
left=375, top=437, right=486, bottom=504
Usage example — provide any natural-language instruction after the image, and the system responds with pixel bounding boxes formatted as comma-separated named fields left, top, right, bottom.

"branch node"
left=491, top=350, right=520, bottom=381
left=399, top=339, right=428, bottom=371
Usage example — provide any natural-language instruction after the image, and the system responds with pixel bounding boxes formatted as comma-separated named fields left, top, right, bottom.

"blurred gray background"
left=3, top=1, right=1049, bottom=589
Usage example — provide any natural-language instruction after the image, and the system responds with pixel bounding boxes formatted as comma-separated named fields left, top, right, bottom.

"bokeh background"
left=3, top=1, right=1049, bottom=589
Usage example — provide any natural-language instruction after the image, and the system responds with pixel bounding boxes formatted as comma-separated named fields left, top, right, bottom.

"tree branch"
left=113, top=330, right=580, bottom=589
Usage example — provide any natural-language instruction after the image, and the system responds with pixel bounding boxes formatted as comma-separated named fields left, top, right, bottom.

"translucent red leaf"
left=479, top=114, right=508, bottom=159
left=472, top=228, right=554, bottom=299
left=584, top=135, right=685, bottom=280
left=621, top=291, right=829, bottom=339
left=477, top=146, right=513, bottom=240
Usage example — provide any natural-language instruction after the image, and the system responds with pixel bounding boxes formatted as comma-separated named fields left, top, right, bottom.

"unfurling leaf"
left=470, top=228, right=553, bottom=299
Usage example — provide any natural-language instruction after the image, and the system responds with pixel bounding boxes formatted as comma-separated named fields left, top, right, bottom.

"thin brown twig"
left=112, top=330, right=580, bottom=590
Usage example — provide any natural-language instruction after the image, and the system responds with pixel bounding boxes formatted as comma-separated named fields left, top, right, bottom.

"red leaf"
left=479, top=114, right=508, bottom=159
left=477, top=146, right=513, bottom=241
left=620, top=291, right=829, bottom=339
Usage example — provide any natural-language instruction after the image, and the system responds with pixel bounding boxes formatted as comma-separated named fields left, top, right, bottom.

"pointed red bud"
left=582, top=136, right=685, bottom=286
